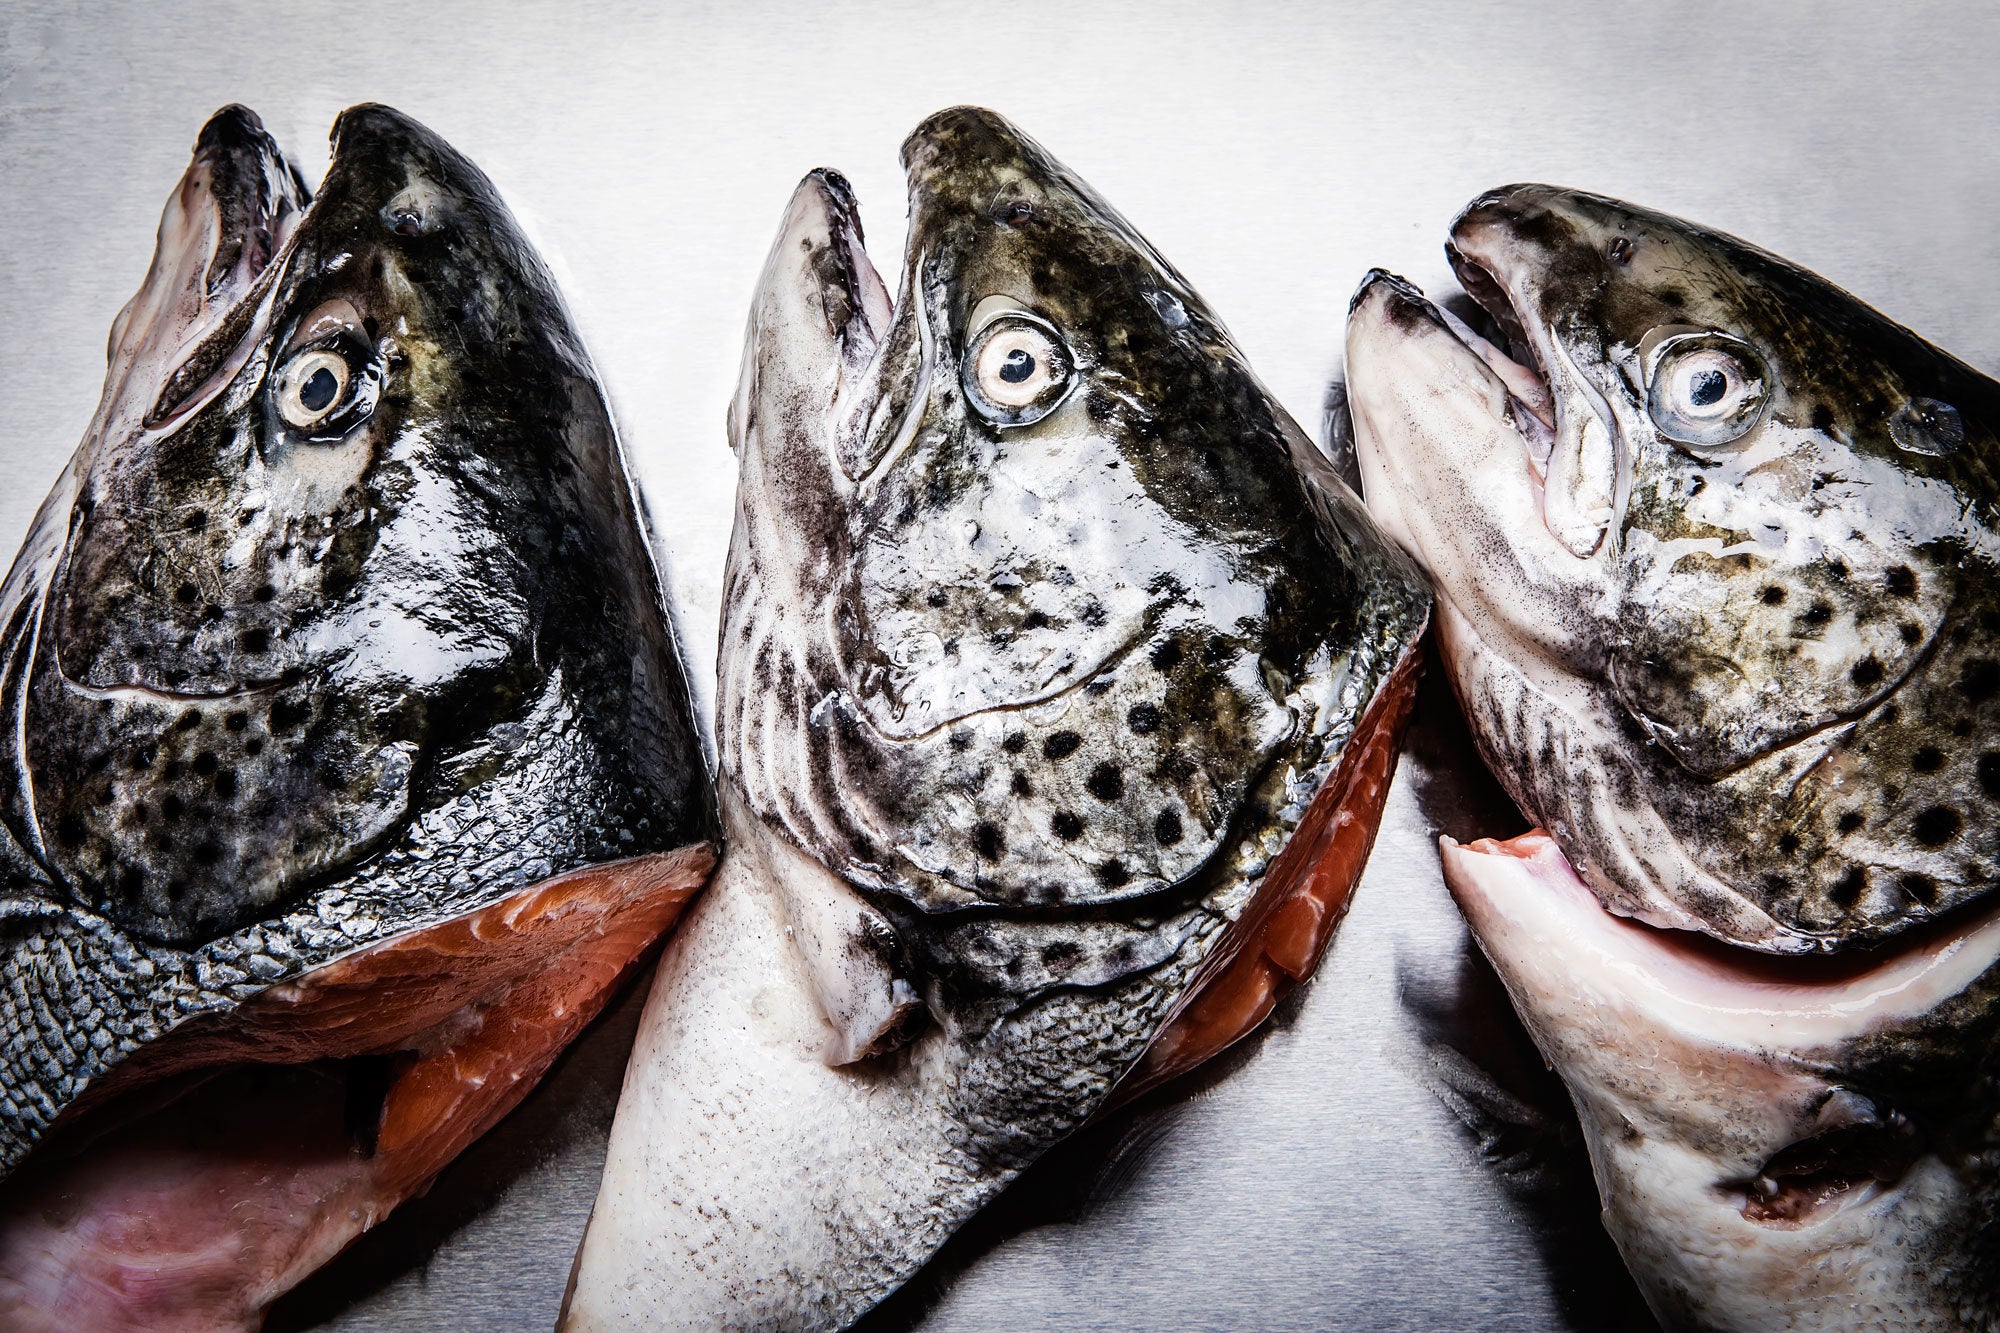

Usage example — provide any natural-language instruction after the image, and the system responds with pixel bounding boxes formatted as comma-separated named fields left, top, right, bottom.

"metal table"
left=3, top=3, right=1996, bottom=1327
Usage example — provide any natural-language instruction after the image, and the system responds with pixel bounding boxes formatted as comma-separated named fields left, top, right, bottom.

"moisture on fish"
left=563, top=106, right=1428, bottom=1333
left=0, top=103, right=715, bottom=1332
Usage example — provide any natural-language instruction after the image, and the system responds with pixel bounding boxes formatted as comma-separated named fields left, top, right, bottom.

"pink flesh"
left=0, top=843, right=715, bottom=1333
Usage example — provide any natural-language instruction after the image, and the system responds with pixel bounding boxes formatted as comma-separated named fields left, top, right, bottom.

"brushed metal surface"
left=2, top=3, right=1997, bottom=1329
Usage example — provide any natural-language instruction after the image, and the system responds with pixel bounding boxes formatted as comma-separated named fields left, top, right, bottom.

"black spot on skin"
left=1042, top=730, right=1081, bottom=761
left=1688, top=475, right=1706, bottom=497
left=215, top=770, right=237, bottom=799
left=1162, top=750, right=1197, bottom=783
left=244, top=738, right=264, bottom=757
left=1041, top=940, right=1081, bottom=967
left=1127, top=702, right=1161, bottom=735
left=162, top=760, right=182, bottom=780
left=1095, top=859, right=1130, bottom=888
left=1002, top=732, right=1028, bottom=755
left=191, top=752, right=218, bottom=777
left=948, top=730, right=972, bottom=752
left=1901, top=874, right=1939, bottom=907
left=1886, top=565, right=1917, bottom=597
left=175, top=583, right=199, bottom=605
left=1979, top=753, right=2000, bottom=798
left=1155, top=808, right=1183, bottom=845
left=1777, top=832, right=1800, bottom=855
left=176, top=710, right=200, bottom=732
left=1900, top=622, right=1923, bottom=645
left=1021, top=610, right=1050, bottom=631
left=1811, top=403, right=1836, bottom=434
left=1829, top=865, right=1866, bottom=908
left=1086, top=763, right=1125, bottom=801
left=239, top=627, right=270, bottom=654
left=130, top=745, right=155, bottom=772
left=1085, top=391, right=1114, bottom=422
left=270, top=699, right=310, bottom=731
left=224, top=711, right=248, bottom=732
left=1760, top=585, right=1786, bottom=606
left=193, top=841, right=221, bottom=866
left=55, top=814, right=85, bottom=848
left=972, top=821, right=1004, bottom=861
left=1079, top=602, right=1107, bottom=628
left=1850, top=657, right=1884, bottom=689
left=161, top=794, right=184, bottom=822
left=1913, top=746, right=1945, bottom=774
left=1010, top=772, right=1032, bottom=797
left=926, top=588, right=949, bottom=608
left=1914, top=806, right=1962, bottom=846
left=1961, top=660, right=1999, bottom=703
left=184, top=510, right=207, bottom=532
left=1150, top=640, right=1183, bottom=671
left=1051, top=811, right=1084, bottom=841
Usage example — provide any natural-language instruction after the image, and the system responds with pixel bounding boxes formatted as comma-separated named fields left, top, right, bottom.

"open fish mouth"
left=1441, top=830, right=2000, bottom=1320
left=1345, top=259, right=1605, bottom=575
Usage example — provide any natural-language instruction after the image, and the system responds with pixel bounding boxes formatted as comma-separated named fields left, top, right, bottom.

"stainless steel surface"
left=3, top=3, right=1996, bottom=1328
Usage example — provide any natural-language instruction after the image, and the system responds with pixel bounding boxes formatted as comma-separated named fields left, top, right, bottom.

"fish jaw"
left=1441, top=832, right=2000, bottom=1330
left=0, top=843, right=713, bottom=1333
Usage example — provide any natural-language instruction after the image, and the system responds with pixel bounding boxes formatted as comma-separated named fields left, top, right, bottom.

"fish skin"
left=1441, top=833, right=2000, bottom=1332
left=563, top=107, right=1427, bottom=1330
left=1346, top=187, right=2000, bottom=954
left=0, top=104, right=715, bottom=1172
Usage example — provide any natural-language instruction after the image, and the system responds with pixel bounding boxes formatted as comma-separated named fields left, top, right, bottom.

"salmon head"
left=0, top=105, right=716, bottom=1331
left=1347, top=188, right=2000, bottom=954
left=565, top=107, right=1428, bottom=1332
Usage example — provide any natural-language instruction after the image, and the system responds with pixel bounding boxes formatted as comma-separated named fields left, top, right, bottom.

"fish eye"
left=1647, top=332, right=1769, bottom=449
left=272, top=340, right=377, bottom=439
left=962, top=313, right=1075, bottom=427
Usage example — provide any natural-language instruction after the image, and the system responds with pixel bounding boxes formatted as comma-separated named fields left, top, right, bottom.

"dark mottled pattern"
left=1451, top=186, right=2000, bottom=950
left=720, top=107, right=1426, bottom=1027
left=0, top=105, right=714, bottom=1170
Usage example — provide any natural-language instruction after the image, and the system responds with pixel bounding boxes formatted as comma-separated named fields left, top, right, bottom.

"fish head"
left=726, top=105, right=1413, bottom=931
left=1348, top=187, right=2000, bottom=950
left=11, top=103, right=710, bottom=948
left=1442, top=833, right=2000, bottom=1329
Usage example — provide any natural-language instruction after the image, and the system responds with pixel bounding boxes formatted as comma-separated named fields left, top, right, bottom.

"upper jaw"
left=102, top=105, right=310, bottom=441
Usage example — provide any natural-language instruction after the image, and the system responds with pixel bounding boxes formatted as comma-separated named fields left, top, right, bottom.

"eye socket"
left=962, top=314, right=1075, bottom=427
left=1647, top=332, right=1769, bottom=449
left=272, top=340, right=377, bottom=439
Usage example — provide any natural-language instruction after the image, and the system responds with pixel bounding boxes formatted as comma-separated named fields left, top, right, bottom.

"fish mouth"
left=107, top=105, right=311, bottom=440
left=1441, top=831, right=2000, bottom=1232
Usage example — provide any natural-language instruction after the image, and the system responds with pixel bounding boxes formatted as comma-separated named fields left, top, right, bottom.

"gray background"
left=2, top=2, right=1995, bottom=1329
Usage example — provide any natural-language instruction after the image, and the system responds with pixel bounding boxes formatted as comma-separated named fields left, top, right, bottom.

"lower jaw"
left=0, top=842, right=715, bottom=1333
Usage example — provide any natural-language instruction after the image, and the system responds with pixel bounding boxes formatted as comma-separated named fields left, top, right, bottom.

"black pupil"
left=299, top=365, right=341, bottom=413
left=998, top=348, right=1037, bottom=384
left=1688, top=366, right=1728, bottom=408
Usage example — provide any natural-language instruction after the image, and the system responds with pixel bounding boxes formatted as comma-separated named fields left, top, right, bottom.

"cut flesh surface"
left=0, top=842, right=714, bottom=1333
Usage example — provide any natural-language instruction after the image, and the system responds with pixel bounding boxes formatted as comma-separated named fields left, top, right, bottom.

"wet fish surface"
left=562, top=106, right=1428, bottom=1331
left=1346, top=188, right=2000, bottom=1328
left=1349, top=187, right=1999, bottom=956
left=0, top=104, right=716, bottom=1331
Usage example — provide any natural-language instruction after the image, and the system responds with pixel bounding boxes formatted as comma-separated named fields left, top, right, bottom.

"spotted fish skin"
left=0, top=105, right=714, bottom=1170
left=564, top=107, right=1426, bottom=1331
left=721, top=107, right=1426, bottom=1014
left=1349, top=186, right=2000, bottom=953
